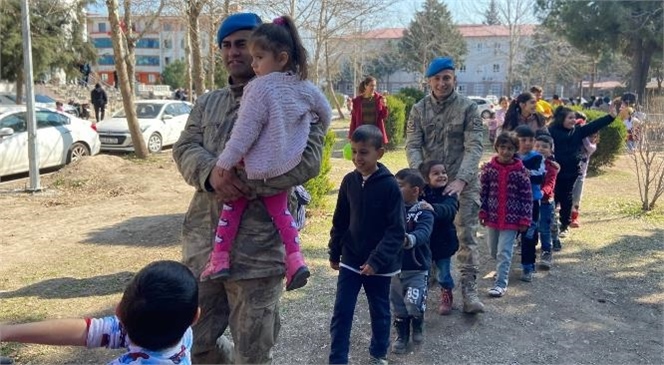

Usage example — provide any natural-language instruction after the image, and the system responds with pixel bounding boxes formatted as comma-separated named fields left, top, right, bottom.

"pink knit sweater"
left=216, top=72, right=332, bottom=180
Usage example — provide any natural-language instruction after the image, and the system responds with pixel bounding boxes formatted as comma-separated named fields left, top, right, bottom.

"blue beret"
left=425, top=57, right=455, bottom=78
left=217, top=13, right=262, bottom=47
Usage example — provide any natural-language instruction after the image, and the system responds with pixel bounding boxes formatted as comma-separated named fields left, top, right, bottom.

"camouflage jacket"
left=172, top=83, right=326, bottom=280
left=405, top=91, right=483, bottom=187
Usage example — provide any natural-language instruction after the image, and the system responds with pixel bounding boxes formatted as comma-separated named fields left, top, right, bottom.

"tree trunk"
left=630, top=38, right=654, bottom=102
left=107, top=0, right=148, bottom=158
left=589, top=59, right=596, bottom=97
left=188, top=2, right=205, bottom=97
left=15, top=69, right=24, bottom=105
left=325, top=40, right=344, bottom=119
left=123, top=0, right=135, bottom=93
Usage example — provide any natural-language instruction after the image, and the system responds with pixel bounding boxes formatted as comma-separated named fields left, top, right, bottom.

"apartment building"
left=334, top=24, right=536, bottom=97
left=86, top=15, right=215, bottom=85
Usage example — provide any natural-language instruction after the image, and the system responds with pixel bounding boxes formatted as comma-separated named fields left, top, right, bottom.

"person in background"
left=90, top=83, right=108, bottom=123
left=502, top=92, right=546, bottom=133
left=551, top=94, right=563, bottom=108
left=55, top=101, right=64, bottom=112
left=570, top=113, right=598, bottom=228
left=487, top=110, right=499, bottom=145
left=530, top=85, right=553, bottom=119
left=535, top=133, right=559, bottom=267
left=348, top=76, right=389, bottom=145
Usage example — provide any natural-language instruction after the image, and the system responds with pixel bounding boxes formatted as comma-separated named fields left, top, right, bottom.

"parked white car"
left=0, top=93, right=79, bottom=116
left=468, top=96, right=496, bottom=119
left=96, top=100, right=192, bottom=153
left=0, top=106, right=100, bottom=178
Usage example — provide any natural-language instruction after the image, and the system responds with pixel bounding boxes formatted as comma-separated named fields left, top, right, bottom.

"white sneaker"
left=487, top=286, right=506, bottom=297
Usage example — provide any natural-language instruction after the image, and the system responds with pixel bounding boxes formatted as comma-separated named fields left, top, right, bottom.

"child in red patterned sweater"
left=480, top=132, right=533, bottom=297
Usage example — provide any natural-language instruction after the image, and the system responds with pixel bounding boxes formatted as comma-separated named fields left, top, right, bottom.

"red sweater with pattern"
left=541, top=157, right=560, bottom=203
left=479, top=156, right=533, bottom=230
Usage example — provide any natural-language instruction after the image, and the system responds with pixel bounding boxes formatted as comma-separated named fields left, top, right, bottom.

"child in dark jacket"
left=418, top=160, right=459, bottom=316
left=548, top=106, right=617, bottom=236
left=390, top=168, right=434, bottom=354
left=535, top=134, right=560, bottom=268
left=328, top=125, right=405, bottom=365
left=480, top=132, right=533, bottom=297
left=515, top=125, right=546, bottom=282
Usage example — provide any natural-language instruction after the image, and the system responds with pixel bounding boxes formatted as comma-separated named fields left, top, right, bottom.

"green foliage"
left=365, top=40, right=403, bottom=81
left=483, top=0, right=502, bottom=25
left=304, top=130, right=336, bottom=208
left=0, top=0, right=95, bottom=83
left=398, top=0, right=467, bottom=76
left=537, top=0, right=663, bottom=99
left=385, top=95, right=406, bottom=149
left=395, top=87, right=425, bottom=122
left=572, top=107, right=627, bottom=173
left=161, top=60, right=187, bottom=90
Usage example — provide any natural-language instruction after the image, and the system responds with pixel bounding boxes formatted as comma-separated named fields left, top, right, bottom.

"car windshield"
left=113, top=103, right=163, bottom=119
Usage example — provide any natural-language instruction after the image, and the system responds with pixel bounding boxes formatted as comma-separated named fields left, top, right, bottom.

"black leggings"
left=94, top=104, right=105, bottom=123
left=555, top=175, right=578, bottom=229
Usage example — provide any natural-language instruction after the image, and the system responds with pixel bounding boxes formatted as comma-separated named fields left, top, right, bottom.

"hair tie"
left=273, top=17, right=286, bottom=26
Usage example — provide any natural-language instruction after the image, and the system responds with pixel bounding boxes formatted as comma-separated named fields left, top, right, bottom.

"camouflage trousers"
left=191, top=275, right=282, bottom=364
left=455, top=184, right=481, bottom=278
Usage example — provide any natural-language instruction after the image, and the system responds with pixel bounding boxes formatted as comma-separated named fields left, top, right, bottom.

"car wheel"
left=147, top=133, right=163, bottom=153
left=67, top=142, right=90, bottom=164
left=481, top=110, right=491, bottom=119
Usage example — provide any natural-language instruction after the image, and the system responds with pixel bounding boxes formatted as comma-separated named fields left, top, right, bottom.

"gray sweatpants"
left=390, top=270, right=428, bottom=318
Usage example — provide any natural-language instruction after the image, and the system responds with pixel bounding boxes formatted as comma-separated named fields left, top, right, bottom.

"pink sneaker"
left=200, top=250, right=230, bottom=282
left=285, top=252, right=310, bottom=291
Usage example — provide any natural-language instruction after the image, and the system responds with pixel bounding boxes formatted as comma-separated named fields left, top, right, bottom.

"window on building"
left=459, top=65, right=466, bottom=73
left=98, top=22, right=106, bottom=33
left=164, top=57, right=171, bottom=65
left=457, top=84, right=466, bottom=95
left=490, top=84, right=502, bottom=95
left=136, top=56, right=160, bottom=66
left=476, top=43, right=482, bottom=50
left=164, top=39, right=173, bottom=49
left=148, top=74, right=156, bottom=83
left=136, top=39, right=159, bottom=48
left=474, top=83, right=484, bottom=96
left=493, top=64, right=500, bottom=73
left=494, top=42, right=501, bottom=49
left=98, top=55, right=114, bottom=65
left=163, top=23, right=172, bottom=31
left=101, top=73, right=108, bottom=81
left=92, top=38, right=113, bottom=48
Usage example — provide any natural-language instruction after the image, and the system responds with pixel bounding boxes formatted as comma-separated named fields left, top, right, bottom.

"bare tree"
left=105, top=0, right=148, bottom=158
left=630, top=98, right=664, bottom=212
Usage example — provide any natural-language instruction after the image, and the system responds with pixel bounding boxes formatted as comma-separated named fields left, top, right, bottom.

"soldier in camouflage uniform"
left=172, top=13, right=326, bottom=363
left=405, top=57, right=485, bottom=314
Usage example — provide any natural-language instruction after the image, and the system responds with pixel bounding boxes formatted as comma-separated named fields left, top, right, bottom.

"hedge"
left=385, top=95, right=406, bottom=149
left=396, top=87, right=425, bottom=121
left=304, top=130, right=336, bottom=208
left=571, top=107, right=626, bottom=173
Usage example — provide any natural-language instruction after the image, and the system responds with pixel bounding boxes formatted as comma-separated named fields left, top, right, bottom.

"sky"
left=87, top=0, right=490, bottom=28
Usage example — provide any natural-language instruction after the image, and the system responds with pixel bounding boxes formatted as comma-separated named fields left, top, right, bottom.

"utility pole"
left=21, top=0, right=40, bottom=191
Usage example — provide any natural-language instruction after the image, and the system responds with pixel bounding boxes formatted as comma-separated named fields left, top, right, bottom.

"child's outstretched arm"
left=404, top=209, right=434, bottom=249
left=329, top=176, right=351, bottom=266
left=0, top=319, right=87, bottom=347
left=429, top=195, right=459, bottom=223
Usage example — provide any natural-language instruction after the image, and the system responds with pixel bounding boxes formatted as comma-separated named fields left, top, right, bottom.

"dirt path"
left=0, top=152, right=662, bottom=364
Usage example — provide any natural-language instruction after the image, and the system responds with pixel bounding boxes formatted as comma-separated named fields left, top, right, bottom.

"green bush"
left=572, top=107, right=626, bottom=173
left=385, top=95, right=406, bottom=149
left=304, top=130, right=336, bottom=208
left=396, top=87, right=425, bottom=121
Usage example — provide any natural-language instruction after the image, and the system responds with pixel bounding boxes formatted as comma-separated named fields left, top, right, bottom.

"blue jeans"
left=434, top=258, right=454, bottom=289
left=539, top=201, right=553, bottom=252
left=329, top=267, right=391, bottom=364
left=486, top=228, right=518, bottom=289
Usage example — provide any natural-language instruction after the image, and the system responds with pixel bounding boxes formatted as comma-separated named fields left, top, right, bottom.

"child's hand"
left=419, top=201, right=434, bottom=211
left=360, top=264, right=375, bottom=275
left=329, top=261, right=340, bottom=271
left=519, top=225, right=528, bottom=232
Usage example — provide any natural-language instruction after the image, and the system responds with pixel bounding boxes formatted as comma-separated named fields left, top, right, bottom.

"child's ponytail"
left=250, top=15, right=309, bottom=80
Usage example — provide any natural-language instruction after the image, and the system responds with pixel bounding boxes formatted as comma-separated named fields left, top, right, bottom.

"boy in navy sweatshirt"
left=515, top=125, right=545, bottom=282
left=328, top=125, right=405, bottom=365
left=390, top=168, right=434, bottom=354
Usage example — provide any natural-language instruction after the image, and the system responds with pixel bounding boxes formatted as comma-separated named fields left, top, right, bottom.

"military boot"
left=391, top=317, right=410, bottom=354
left=411, top=316, right=424, bottom=345
left=461, top=276, right=485, bottom=314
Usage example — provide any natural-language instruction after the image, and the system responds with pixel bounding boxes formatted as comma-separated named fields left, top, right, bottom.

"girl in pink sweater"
left=200, top=16, right=332, bottom=290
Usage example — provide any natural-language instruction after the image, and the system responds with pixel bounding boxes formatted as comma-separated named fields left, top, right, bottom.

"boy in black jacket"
left=390, top=168, right=434, bottom=354
left=328, top=125, right=405, bottom=365
left=419, top=160, right=459, bottom=315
